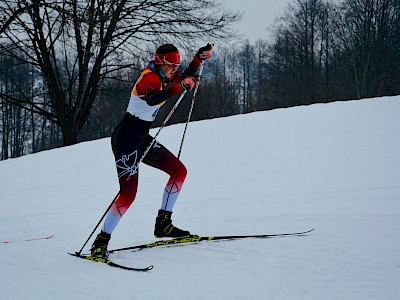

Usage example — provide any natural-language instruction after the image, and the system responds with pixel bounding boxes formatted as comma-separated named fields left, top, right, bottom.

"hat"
left=155, top=44, right=181, bottom=66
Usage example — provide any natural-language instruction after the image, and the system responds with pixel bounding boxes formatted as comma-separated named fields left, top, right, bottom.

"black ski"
left=68, top=252, right=153, bottom=272
left=109, top=228, right=315, bottom=253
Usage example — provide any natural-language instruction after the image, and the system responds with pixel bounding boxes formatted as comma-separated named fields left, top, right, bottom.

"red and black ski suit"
left=101, top=56, right=202, bottom=235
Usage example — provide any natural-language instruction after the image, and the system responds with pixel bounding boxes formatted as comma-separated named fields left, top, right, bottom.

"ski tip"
left=299, top=228, right=315, bottom=235
left=67, top=252, right=154, bottom=272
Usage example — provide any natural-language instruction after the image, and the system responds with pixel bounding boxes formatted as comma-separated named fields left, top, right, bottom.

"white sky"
left=219, top=0, right=292, bottom=42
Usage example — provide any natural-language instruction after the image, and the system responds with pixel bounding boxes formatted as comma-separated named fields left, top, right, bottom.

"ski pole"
left=177, top=63, right=204, bottom=158
left=76, top=89, right=189, bottom=255
left=177, top=42, right=212, bottom=158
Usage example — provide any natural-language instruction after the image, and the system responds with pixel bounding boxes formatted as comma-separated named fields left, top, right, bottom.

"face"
left=160, top=64, right=179, bottom=79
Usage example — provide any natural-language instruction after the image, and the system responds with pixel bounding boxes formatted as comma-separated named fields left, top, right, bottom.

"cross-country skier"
left=90, top=43, right=212, bottom=259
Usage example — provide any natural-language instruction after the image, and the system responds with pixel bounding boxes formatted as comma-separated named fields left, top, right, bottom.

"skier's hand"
left=196, top=43, right=213, bottom=60
left=181, top=76, right=198, bottom=91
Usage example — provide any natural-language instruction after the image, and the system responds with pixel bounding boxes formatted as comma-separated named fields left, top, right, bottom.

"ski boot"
left=154, top=209, right=193, bottom=238
left=90, top=231, right=111, bottom=262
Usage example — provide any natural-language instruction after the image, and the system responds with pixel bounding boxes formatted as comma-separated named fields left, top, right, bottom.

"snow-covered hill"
left=1, top=96, right=399, bottom=300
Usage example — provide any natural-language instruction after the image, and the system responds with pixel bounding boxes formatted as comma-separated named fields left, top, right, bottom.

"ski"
left=1, top=235, right=54, bottom=244
left=68, top=252, right=153, bottom=272
left=109, top=228, right=315, bottom=253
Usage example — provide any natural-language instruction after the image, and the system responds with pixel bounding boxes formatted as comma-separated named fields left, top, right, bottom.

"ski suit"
left=101, top=57, right=202, bottom=235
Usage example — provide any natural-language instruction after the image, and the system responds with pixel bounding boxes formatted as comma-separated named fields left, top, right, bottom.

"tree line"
left=1, top=0, right=399, bottom=160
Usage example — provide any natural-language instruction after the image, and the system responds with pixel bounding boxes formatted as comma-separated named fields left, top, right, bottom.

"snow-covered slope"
left=1, top=96, right=399, bottom=300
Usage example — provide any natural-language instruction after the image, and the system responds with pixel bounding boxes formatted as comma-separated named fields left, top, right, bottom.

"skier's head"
left=155, top=44, right=181, bottom=66
left=155, top=44, right=180, bottom=79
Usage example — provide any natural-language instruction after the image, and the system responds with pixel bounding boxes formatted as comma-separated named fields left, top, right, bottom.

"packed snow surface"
left=1, top=96, right=399, bottom=299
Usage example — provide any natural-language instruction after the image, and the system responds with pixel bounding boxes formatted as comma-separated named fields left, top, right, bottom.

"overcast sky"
left=219, top=0, right=292, bottom=43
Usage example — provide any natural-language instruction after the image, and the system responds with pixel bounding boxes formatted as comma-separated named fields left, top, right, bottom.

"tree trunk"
left=60, top=121, right=79, bottom=146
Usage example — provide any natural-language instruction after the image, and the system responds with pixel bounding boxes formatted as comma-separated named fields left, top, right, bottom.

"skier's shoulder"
left=134, top=65, right=163, bottom=97
left=139, top=65, right=161, bottom=84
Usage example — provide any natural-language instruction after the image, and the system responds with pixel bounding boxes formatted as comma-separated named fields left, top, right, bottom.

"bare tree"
left=0, top=0, right=35, bottom=35
left=266, top=0, right=338, bottom=106
left=0, top=0, right=241, bottom=145
left=238, top=40, right=255, bottom=113
left=337, top=0, right=400, bottom=99
left=0, top=48, right=35, bottom=159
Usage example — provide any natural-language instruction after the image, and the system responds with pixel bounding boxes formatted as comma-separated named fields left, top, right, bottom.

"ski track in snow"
left=1, top=96, right=400, bottom=299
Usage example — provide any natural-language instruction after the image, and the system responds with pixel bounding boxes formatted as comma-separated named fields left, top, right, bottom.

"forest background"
left=1, top=0, right=399, bottom=160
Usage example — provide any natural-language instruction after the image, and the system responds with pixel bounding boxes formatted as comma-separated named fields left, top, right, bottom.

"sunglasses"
left=156, top=55, right=180, bottom=70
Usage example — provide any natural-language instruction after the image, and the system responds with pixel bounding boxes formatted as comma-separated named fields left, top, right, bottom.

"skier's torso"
left=127, top=68, right=167, bottom=122
left=114, top=57, right=201, bottom=146
left=127, top=62, right=183, bottom=122
left=112, top=63, right=183, bottom=156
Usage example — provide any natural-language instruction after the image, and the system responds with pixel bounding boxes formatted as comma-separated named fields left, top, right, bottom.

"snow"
left=1, top=96, right=400, bottom=299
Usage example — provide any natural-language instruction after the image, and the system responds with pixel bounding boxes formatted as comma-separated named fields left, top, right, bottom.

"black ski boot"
left=90, top=231, right=111, bottom=260
left=154, top=209, right=192, bottom=238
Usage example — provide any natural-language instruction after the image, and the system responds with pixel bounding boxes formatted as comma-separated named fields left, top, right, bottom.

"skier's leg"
left=92, top=115, right=147, bottom=257
left=92, top=161, right=139, bottom=258
left=143, top=141, right=191, bottom=238
left=102, top=169, right=139, bottom=235
left=143, top=141, right=187, bottom=212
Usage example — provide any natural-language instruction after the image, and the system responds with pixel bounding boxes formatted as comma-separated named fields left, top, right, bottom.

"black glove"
left=196, top=43, right=213, bottom=60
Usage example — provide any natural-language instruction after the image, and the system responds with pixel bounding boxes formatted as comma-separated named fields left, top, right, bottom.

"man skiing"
left=90, top=43, right=212, bottom=259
